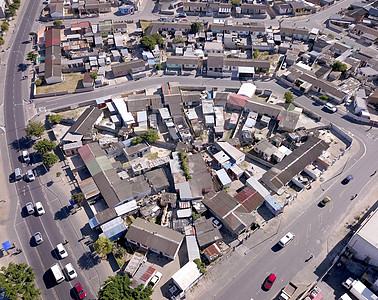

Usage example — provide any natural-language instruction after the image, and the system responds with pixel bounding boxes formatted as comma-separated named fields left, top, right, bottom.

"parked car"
left=26, top=202, right=35, bottom=215
left=34, top=232, right=43, bottom=244
left=64, top=263, right=77, bottom=280
left=264, top=273, right=277, bottom=290
left=22, top=150, right=30, bottom=163
left=278, top=232, right=295, bottom=247
left=324, top=103, right=337, bottom=113
left=56, top=243, right=68, bottom=259
left=342, top=174, right=354, bottom=185
left=281, top=62, right=287, bottom=69
left=73, top=282, right=86, bottom=299
left=210, top=217, right=222, bottom=229
left=319, top=196, right=331, bottom=206
left=26, top=170, right=35, bottom=182
left=178, top=13, right=187, bottom=17
left=149, top=271, right=162, bottom=288
left=35, top=202, right=45, bottom=215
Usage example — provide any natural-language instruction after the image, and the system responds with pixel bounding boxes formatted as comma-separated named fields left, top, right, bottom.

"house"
left=261, top=136, right=329, bottom=193
left=227, top=93, right=249, bottom=111
left=367, top=89, right=378, bottom=104
left=204, top=42, right=224, bottom=54
left=234, top=186, right=265, bottom=213
left=98, top=20, right=113, bottom=37
left=166, top=56, right=200, bottom=70
left=49, top=1, right=64, bottom=19
left=240, top=4, right=267, bottom=15
left=123, top=141, right=151, bottom=161
left=207, top=54, right=224, bottom=77
left=359, top=67, right=378, bottom=81
left=274, top=1, right=293, bottom=14
left=125, top=218, right=184, bottom=259
left=80, top=0, right=111, bottom=14
left=280, top=27, right=310, bottom=41
left=194, top=217, right=222, bottom=249
left=112, top=60, right=146, bottom=77
left=203, top=191, right=255, bottom=236
left=119, top=4, right=134, bottom=15
left=68, top=106, right=103, bottom=139
left=188, top=153, right=214, bottom=196
left=82, top=72, right=94, bottom=88
left=145, top=168, right=169, bottom=193
left=215, top=141, right=245, bottom=165
left=44, top=27, right=62, bottom=85
left=254, top=140, right=278, bottom=161
left=172, top=261, right=202, bottom=294
left=183, top=1, right=207, bottom=13
left=203, top=242, right=223, bottom=262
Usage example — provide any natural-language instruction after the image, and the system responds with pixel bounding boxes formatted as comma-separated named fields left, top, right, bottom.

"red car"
left=74, top=283, right=86, bottom=299
left=264, top=273, right=277, bottom=290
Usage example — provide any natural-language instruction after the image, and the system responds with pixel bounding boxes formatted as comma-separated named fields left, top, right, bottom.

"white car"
left=26, top=202, right=35, bottom=215
left=35, top=202, right=45, bottom=215
left=34, top=232, right=43, bottom=245
left=56, top=243, right=68, bottom=259
left=324, top=103, right=337, bottom=113
left=278, top=232, right=295, bottom=247
left=26, top=170, right=35, bottom=182
left=149, top=271, right=162, bottom=288
left=64, top=263, right=77, bottom=280
left=210, top=217, right=222, bottom=229
left=22, top=150, right=30, bottom=163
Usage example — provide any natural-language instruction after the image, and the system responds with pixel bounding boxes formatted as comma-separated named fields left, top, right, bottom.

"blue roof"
left=265, top=195, right=283, bottom=210
left=2, top=241, right=11, bottom=251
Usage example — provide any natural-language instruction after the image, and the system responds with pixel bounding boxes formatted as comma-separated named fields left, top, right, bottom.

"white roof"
left=230, top=164, right=243, bottom=176
left=216, top=169, right=232, bottom=186
left=216, top=141, right=244, bottom=162
left=355, top=209, right=378, bottom=250
left=159, top=108, right=171, bottom=120
left=244, top=118, right=256, bottom=128
left=113, top=98, right=135, bottom=125
left=175, top=181, right=193, bottom=200
left=238, top=66, right=255, bottom=74
left=246, top=177, right=270, bottom=198
left=237, top=83, right=256, bottom=98
left=137, top=111, right=147, bottom=123
left=187, top=108, right=198, bottom=120
left=213, top=151, right=230, bottom=164
left=278, top=145, right=292, bottom=156
left=186, top=235, right=200, bottom=262
left=202, top=100, right=214, bottom=115
left=115, top=200, right=137, bottom=216
left=205, top=115, right=215, bottom=124
left=172, top=261, right=202, bottom=292
left=177, top=208, right=192, bottom=218
left=170, top=152, right=181, bottom=174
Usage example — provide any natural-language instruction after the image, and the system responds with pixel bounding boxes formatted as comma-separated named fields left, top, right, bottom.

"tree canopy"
left=284, top=91, right=294, bottom=103
left=94, top=237, right=113, bottom=258
left=72, top=192, right=85, bottom=206
left=0, top=262, right=41, bottom=300
left=48, top=114, right=62, bottom=125
left=33, top=138, right=56, bottom=154
left=332, top=61, right=347, bottom=72
left=140, top=34, right=163, bottom=51
left=53, top=20, right=62, bottom=28
left=1, top=21, right=9, bottom=32
left=191, top=22, right=202, bottom=34
left=130, top=136, right=143, bottom=146
left=141, top=129, right=159, bottom=144
left=0, top=36, right=4, bottom=46
left=231, top=0, right=241, bottom=6
left=26, top=51, right=38, bottom=62
left=25, top=121, right=45, bottom=138
left=42, top=153, right=59, bottom=166
left=98, top=275, right=153, bottom=300
left=253, top=49, right=259, bottom=59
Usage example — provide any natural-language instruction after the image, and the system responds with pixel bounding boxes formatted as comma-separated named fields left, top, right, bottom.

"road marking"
left=318, top=213, right=323, bottom=227
left=306, top=223, right=312, bottom=238
left=329, top=202, right=334, bottom=213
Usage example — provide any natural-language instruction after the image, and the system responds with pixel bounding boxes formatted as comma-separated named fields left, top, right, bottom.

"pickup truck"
left=279, top=282, right=298, bottom=300
left=342, top=277, right=376, bottom=300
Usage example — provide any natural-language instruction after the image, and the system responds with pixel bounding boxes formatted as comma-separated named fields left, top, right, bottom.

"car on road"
left=34, top=232, right=43, bottom=244
left=64, top=263, right=77, bottom=280
left=26, top=202, right=35, bottom=215
left=26, top=170, right=35, bottom=182
left=56, top=243, right=68, bottom=259
left=281, top=62, right=287, bottom=69
left=210, top=217, right=222, bottom=229
left=263, top=273, right=276, bottom=290
left=35, top=202, right=45, bottom=215
left=342, top=174, right=354, bottom=185
left=149, top=271, right=162, bottom=288
left=319, top=196, right=331, bottom=206
left=73, top=282, right=86, bottom=299
left=178, top=13, right=187, bottom=17
left=278, top=232, right=295, bottom=247
left=22, top=150, right=30, bottom=163
left=324, top=103, right=337, bottom=113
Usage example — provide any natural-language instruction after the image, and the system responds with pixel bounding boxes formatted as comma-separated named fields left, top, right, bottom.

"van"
left=50, top=263, right=64, bottom=284
left=324, top=103, right=337, bottom=113
left=15, top=168, right=22, bottom=180
left=278, top=232, right=295, bottom=247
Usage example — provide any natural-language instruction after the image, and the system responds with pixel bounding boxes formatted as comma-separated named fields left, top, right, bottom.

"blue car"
left=342, top=174, right=354, bottom=184
left=178, top=13, right=187, bottom=17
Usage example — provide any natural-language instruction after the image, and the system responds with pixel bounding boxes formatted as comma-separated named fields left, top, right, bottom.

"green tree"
left=130, top=136, right=143, bottom=145
left=231, top=0, right=241, bottom=6
left=53, top=20, right=62, bottom=28
left=332, top=61, right=347, bottom=72
left=284, top=91, right=294, bottom=103
left=253, top=49, right=259, bottom=59
left=0, top=262, right=41, bottom=300
left=25, top=121, right=45, bottom=138
left=155, top=63, right=162, bottom=70
left=1, top=21, right=9, bottom=32
left=26, top=51, right=38, bottom=62
left=72, top=192, right=85, bottom=206
left=98, top=275, right=153, bottom=300
left=193, top=258, right=206, bottom=274
left=0, top=36, right=4, bottom=46
left=319, top=95, right=328, bottom=101
left=140, top=35, right=156, bottom=51
left=33, top=138, right=56, bottom=154
left=141, top=129, right=159, bottom=144
left=150, top=33, right=163, bottom=46
left=42, top=153, right=59, bottom=166
left=48, top=114, right=62, bottom=125
left=35, top=78, right=43, bottom=86
left=91, top=71, right=98, bottom=79
left=8, top=2, right=20, bottom=10
left=94, top=237, right=113, bottom=258
left=191, top=22, right=202, bottom=34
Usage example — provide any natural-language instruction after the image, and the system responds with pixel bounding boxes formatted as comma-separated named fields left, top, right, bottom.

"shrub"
left=35, top=78, right=43, bottom=86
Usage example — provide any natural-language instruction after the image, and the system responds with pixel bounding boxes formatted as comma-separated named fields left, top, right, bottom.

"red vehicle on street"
left=73, top=282, right=86, bottom=299
left=264, top=273, right=277, bottom=290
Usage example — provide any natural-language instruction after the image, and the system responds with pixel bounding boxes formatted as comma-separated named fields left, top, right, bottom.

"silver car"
left=26, top=202, right=35, bottom=215
left=34, top=232, right=43, bottom=245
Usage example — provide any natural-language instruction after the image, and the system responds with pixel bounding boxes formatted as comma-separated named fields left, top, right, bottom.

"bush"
left=48, top=114, right=62, bottom=124
left=194, top=258, right=206, bottom=274
left=33, top=138, right=56, bottom=154
left=319, top=95, right=328, bottom=101
left=91, top=71, right=98, bottom=79
left=332, top=61, right=347, bottom=72
left=231, top=0, right=241, bottom=6
left=140, top=129, right=159, bottom=144
left=72, top=192, right=85, bottom=205
left=35, top=78, right=43, bottom=86
left=155, top=63, right=162, bottom=70
left=178, top=151, right=191, bottom=180
left=284, top=91, right=294, bottom=103
left=191, top=22, right=202, bottom=34
left=1, top=21, right=9, bottom=32
left=130, top=136, right=143, bottom=145
left=253, top=49, right=259, bottom=59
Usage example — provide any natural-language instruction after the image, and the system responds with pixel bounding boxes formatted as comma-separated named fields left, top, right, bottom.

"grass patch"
left=140, top=21, right=151, bottom=33
left=36, top=73, right=85, bottom=94
left=145, top=152, right=159, bottom=160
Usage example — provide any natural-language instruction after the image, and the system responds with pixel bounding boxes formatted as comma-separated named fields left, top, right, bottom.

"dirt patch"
left=36, top=73, right=85, bottom=94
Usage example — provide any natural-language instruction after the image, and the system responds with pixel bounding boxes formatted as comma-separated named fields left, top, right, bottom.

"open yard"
left=36, top=73, right=85, bottom=94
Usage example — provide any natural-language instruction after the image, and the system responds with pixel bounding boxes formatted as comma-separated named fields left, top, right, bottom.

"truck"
left=279, top=282, right=298, bottom=300
left=50, top=263, right=64, bottom=284
left=342, top=277, right=377, bottom=300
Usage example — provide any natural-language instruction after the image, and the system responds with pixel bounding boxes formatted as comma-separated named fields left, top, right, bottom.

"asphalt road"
left=2, top=1, right=96, bottom=299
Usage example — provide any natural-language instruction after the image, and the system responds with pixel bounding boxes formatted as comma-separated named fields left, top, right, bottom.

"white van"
left=278, top=232, right=295, bottom=247
left=50, top=263, right=64, bottom=284
left=324, top=103, right=337, bottom=113
left=15, top=168, right=22, bottom=180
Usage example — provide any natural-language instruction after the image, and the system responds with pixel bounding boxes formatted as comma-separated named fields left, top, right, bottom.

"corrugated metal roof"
left=186, top=235, right=200, bottom=262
